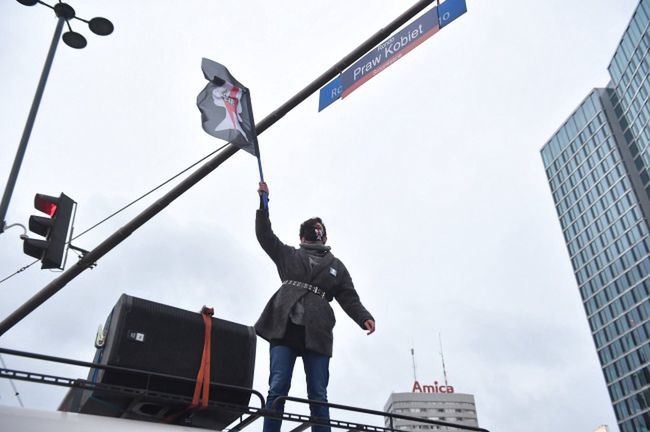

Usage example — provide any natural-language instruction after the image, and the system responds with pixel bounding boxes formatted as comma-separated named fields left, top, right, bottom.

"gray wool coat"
left=254, top=209, right=374, bottom=357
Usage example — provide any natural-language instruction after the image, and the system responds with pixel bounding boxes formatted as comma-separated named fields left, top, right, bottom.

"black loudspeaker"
left=60, top=294, right=256, bottom=430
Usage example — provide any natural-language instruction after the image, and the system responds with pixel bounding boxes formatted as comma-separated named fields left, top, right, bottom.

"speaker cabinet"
left=60, top=294, right=256, bottom=430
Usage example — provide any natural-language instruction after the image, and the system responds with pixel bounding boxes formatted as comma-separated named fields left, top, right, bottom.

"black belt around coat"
left=284, top=280, right=326, bottom=298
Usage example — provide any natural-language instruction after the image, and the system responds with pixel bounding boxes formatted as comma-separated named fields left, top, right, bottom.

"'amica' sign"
left=412, top=380, right=455, bottom=393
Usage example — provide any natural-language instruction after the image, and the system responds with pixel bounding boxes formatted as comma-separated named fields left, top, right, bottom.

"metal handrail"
left=0, top=346, right=490, bottom=432
left=0, top=346, right=265, bottom=409
left=273, top=395, right=490, bottom=432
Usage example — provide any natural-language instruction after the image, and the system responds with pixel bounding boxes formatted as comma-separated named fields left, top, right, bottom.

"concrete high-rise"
left=540, top=2, right=650, bottom=431
left=383, top=381, right=479, bottom=431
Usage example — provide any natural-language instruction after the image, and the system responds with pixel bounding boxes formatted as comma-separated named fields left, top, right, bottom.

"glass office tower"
left=608, top=1, right=650, bottom=198
left=540, top=2, right=650, bottom=431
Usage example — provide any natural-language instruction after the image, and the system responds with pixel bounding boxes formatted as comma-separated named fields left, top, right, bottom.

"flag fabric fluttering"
left=196, top=58, right=258, bottom=155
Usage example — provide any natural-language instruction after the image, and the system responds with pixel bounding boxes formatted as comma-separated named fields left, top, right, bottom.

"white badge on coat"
left=329, top=267, right=337, bottom=277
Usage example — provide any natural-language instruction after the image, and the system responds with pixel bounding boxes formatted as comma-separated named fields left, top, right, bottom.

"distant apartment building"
left=383, top=380, right=479, bottom=431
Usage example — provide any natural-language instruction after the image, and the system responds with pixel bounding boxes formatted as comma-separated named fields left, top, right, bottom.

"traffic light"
left=23, top=193, right=75, bottom=269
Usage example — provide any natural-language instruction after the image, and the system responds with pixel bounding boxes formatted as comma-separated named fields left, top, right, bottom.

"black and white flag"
left=196, top=58, right=258, bottom=155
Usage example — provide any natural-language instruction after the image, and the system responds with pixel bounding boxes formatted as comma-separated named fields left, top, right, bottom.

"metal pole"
left=0, top=17, right=65, bottom=233
left=0, top=0, right=437, bottom=337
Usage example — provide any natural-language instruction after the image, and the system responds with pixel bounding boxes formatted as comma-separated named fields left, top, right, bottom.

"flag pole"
left=257, top=158, right=268, bottom=209
left=0, top=0, right=438, bottom=337
left=253, top=142, right=268, bottom=209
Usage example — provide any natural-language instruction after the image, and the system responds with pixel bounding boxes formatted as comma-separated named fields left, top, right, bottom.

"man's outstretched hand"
left=364, top=319, right=376, bottom=335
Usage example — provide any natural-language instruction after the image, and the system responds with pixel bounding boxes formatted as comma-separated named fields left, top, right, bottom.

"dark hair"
left=300, top=217, right=327, bottom=241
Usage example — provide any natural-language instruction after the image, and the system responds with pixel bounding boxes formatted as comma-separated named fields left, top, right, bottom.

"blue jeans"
left=263, top=344, right=330, bottom=432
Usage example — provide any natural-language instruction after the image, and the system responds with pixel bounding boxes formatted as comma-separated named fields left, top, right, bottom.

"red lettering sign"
left=411, top=380, right=455, bottom=394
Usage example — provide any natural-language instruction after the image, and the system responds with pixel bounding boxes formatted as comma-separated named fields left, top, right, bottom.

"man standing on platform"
left=254, top=181, right=376, bottom=432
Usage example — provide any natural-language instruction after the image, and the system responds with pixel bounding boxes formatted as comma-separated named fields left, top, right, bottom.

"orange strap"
left=164, top=306, right=215, bottom=423
left=192, top=306, right=214, bottom=409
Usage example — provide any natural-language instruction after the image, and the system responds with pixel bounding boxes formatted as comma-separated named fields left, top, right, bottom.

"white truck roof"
left=0, top=405, right=207, bottom=432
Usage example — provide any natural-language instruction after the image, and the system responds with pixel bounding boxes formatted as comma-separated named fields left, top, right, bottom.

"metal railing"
left=0, top=347, right=489, bottom=432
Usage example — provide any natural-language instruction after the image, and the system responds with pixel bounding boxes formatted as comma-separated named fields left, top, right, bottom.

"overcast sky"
left=0, top=1, right=643, bottom=431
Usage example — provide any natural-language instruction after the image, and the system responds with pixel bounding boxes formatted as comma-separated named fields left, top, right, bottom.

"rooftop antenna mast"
left=439, top=333, right=449, bottom=386
left=410, top=345, right=418, bottom=382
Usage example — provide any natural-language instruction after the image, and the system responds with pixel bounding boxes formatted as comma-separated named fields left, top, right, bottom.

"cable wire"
left=1, top=145, right=228, bottom=286
left=0, top=260, right=39, bottom=285
left=71, top=145, right=227, bottom=241
left=0, top=354, right=25, bottom=407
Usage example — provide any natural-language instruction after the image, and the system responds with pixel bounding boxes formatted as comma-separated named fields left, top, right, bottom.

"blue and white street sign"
left=439, top=0, right=467, bottom=28
left=317, top=0, right=467, bottom=112
left=318, top=76, right=343, bottom=112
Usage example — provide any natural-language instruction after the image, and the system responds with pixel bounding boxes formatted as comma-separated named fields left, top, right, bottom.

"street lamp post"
left=0, top=0, right=113, bottom=233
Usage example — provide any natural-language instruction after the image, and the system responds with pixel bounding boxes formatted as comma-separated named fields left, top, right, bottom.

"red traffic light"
left=24, top=193, right=75, bottom=269
left=34, top=194, right=59, bottom=217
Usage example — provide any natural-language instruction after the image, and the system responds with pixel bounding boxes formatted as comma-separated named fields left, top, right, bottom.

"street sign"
left=439, top=0, right=467, bottom=28
left=318, top=75, right=343, bottom=112
left=340, top=5, right=440, bottom=99
left=318, top=0, right=466, bottom=112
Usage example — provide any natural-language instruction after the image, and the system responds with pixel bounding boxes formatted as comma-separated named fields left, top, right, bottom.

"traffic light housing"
left=23, top=193, right=75, bottom=269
